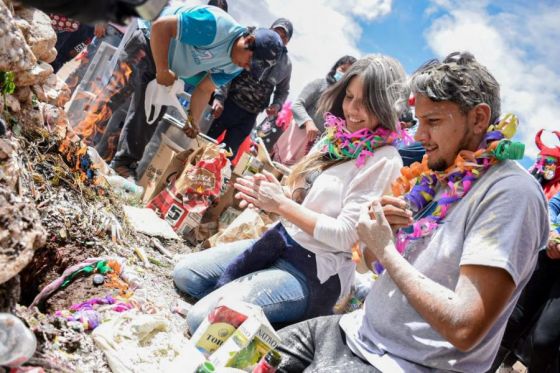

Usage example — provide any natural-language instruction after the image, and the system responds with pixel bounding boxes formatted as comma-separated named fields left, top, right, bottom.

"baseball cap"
left=250, top=28, right=284, bottom=80
left=271, top=18, right=293, bottom=41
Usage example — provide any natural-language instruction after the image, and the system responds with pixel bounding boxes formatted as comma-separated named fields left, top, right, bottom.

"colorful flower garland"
left=321, top=113, right=407, bottom=167
left=383, top=113, right=524, bottom=272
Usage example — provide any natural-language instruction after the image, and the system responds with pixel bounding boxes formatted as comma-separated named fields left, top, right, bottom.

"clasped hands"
left=234, top=170, right=286, bottom=214
left=356, top=196, right=414, bottom=264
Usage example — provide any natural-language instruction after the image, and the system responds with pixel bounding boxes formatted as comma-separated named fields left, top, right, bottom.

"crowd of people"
left=49, top=1, right=560, bottom=372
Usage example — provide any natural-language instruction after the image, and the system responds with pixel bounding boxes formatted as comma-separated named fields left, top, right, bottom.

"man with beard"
left=275, top=52, right=549, bottom=373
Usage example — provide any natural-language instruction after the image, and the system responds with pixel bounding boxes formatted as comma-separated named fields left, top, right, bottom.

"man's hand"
left=183, top=122, right=199, bottom=138
left=356, top=201, right=395, bottom=264
left=380, top=195, right=413, bottom=231
left=547, top=232, right=560, bottom=259
left=94, top=23, right=107, bottom=38
left=234, top=170, right=286, bottom=214
left=212, top=100, right=224, bottom=119
left=183, top=112, right=199, bottom=138
left=304, top=120, right=320, bottom=142
left=266, top=105, right=279, bottom=117
left=156, top=69, right=176, bottom=86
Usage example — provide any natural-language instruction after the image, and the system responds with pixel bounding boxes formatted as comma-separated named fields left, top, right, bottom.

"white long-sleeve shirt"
left=284, top=145, right=403, bottom=298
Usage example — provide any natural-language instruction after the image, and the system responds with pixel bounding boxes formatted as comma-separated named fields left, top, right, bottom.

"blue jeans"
left=173, top=239, right=309, bottom=333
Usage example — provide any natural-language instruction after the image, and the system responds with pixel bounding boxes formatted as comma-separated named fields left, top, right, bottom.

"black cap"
left=271, top=18, right=293, bottom=41
left=250, top=28, right=284, bottom=80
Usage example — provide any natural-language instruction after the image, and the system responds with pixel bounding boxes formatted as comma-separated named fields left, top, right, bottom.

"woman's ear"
left=472, top=103, right=491, bottom=135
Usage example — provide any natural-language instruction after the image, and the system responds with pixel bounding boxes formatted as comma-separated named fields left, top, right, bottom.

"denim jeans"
left=173, top=239, right=309, bottom=333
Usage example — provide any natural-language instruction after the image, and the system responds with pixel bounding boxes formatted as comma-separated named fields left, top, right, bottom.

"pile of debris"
left=0, top=1, right=194, bottom=371
left=0, top=0, right=296, bottom=370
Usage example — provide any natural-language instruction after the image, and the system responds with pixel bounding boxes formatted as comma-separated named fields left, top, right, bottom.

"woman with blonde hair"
left=174, top=55, right=409, bottom=333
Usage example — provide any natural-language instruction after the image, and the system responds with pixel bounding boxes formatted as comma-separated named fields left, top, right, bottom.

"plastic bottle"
left=252, top=350, right=281, bottom=373
left=177, top=92, right=191, bottom=110
left=195, top=361, right=216, bottom=373
left=0, top=313, right=37, bottom=367
left=105, top=175, right=144, bottom=198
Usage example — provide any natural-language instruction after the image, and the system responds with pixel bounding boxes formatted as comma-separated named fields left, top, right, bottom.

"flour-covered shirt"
left=340, top=160, right=549, bottom=372
left=284, top=145, right=403, bottom=299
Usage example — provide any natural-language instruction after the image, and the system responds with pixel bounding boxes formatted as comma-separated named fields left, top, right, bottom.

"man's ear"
left=471, top=103, right=491, bottom=135
left=244, top=34, right=256, bottom=48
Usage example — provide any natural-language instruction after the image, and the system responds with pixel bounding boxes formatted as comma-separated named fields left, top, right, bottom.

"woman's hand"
left=234, top=170, right=287, bottom=213
left=266, top=105, right=280, bottom=117
left=547, top=232, right=560, bottom=260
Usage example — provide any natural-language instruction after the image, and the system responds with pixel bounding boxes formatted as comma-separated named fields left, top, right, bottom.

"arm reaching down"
left=190, top=75, right=216, bottom=127
left=150, top=16, right=178, bottom=86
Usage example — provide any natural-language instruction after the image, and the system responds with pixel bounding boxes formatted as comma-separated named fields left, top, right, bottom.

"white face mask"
left=333, top=70, right=344, bottom=82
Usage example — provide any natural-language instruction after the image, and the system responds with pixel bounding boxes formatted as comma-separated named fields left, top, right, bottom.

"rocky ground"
left=0, top=1, right=200, bottom=371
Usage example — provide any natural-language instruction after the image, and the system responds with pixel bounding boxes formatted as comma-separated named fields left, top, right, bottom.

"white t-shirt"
left=340, top=160, right=549, bottom=372
left=284, top=145, right=403, bottom=299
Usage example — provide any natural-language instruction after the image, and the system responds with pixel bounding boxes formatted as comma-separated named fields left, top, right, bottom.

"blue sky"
left=353, top=0, right=560, bottom=167
left=231, top=0, right=560, bottom=166
left=357, top=0, right=438, bottom=74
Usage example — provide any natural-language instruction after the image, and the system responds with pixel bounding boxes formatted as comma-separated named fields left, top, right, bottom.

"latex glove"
left=144, top=79, right=187, bottom=124
left=96, top=211, right=123, bottom=243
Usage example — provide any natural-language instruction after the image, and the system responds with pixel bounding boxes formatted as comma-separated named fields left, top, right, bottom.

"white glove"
left=144, top=79, right=188, bottom=124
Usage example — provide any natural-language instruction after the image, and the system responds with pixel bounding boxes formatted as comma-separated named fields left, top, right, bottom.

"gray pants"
left=277, top=315, right=381, bottom=373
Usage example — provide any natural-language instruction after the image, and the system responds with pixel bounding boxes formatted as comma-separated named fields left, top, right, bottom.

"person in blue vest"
left=206, top=18, right=294, bottom=157
left=108, top=4, right=283, bottom=178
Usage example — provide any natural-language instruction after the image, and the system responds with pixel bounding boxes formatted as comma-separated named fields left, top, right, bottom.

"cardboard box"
left=139, top=133, right=217, bottom=204
left=147, top=143, right=230, bottom=240
left=201, top=174, right=241, bottom=224
left=139, top=134, right=187, bottom=204
left=233, top=140, right=290, bottom=180
left=209, top=302, right=280, bottom=370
